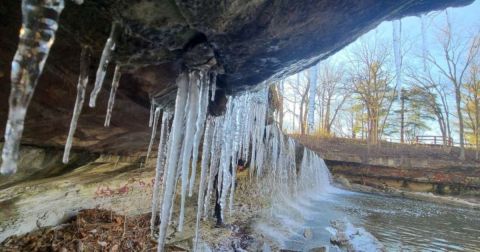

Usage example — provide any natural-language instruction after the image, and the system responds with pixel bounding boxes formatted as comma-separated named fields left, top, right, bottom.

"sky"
left=281, top=0, right=480, bottom=142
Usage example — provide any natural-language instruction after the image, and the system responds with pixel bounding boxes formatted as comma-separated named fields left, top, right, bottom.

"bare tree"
left=463, top=61, right=480, bottom=159
left=315, top=60, right=351, bottom=134
left=348, top=38, right=395, bottom=145
left=426, top=12, right=480, bottom=160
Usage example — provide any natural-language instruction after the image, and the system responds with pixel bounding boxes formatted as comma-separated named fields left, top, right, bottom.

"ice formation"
left=149, top=98, right=155, bottom=127
left=63, top=46, right=92, bottom=164
left=89, top=22, right=119, bottom=108
left=178, top=72, right=201, bottom=231
left=156, top=72, right=189, bottom=250
left=146, top=107, right=161, bottom=162
left=1, top=0, right=66, bottom=174
left=420, top=15, right=428, bottom=72
left=308, top=65, right=318, bottom=133
left=104, top=65, right=122, bottom=127
left=392, top=20, right=403, bottom=98
left=150, top=111, right=171, bottom=235
left=147, top=69, right=332, bottom=251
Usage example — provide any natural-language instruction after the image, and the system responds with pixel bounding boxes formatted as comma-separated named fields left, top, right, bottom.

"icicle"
left=210, top=72, right=217, bottom=101
left=178, top=72, right=201, bottom=231
left=203, top=117, right=222, bottom=219
left=150, top=111, right=170, bottom=236
left=149, top=98, right=155, bottom=127
left=189, top=73, right=210, bottom=196
left=104, top=65, right=122, bottom=127
left=1, top=0, right=65, bottom=175
left=89, top=22, right=119, bottom=108
left=146, top=107, right=161, bottom=161
left=307, top=65, right=317, bottom=133
left=217, top=101, right=235, bottom=222
left=63, top=46, right=92, bottom=164
left=392, top=19, right=402, bottom=99
left=157, top=72, right=189, bottom=251
left=420, top=15, right=428, bottom=72
left=193, top=117, right=214, bottom=251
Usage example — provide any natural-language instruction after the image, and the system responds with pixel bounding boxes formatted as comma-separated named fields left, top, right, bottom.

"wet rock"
left=303, top=228, right=313, bottom=239
left=327, top=219, right=385, bottom=252
left=334, top=176, right=351, bottom=189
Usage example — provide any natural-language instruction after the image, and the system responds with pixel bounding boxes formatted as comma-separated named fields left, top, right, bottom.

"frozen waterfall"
left=147, top=70, right=334, bottom=251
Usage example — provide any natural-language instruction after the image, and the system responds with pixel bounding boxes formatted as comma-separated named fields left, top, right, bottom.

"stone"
left=308, top=246, right=328, bottom=252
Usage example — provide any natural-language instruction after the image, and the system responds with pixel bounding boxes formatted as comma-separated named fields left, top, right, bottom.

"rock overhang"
left=0, top=0, right=475, bottom=153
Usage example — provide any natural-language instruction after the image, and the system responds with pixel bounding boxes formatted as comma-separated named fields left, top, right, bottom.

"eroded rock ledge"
left=0, top=0, right=473, bottom=154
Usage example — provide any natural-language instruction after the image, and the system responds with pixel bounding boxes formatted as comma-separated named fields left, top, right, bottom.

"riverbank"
left=334, top=176, right=480, bottom=210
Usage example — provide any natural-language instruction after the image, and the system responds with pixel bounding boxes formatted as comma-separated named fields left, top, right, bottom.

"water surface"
left=257, top=189, right=480, bottom=251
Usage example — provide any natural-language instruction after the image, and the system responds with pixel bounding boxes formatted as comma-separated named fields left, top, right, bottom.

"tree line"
left=272, top=12, right=480, bottom=160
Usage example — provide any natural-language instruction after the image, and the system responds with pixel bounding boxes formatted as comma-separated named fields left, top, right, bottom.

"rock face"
left=0, top=0, right=474, bottom=154
left=295, top=136, right=480, bottom=195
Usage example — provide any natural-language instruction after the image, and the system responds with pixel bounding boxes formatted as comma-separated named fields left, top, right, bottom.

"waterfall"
left=147, top=70, right=334, bottom=251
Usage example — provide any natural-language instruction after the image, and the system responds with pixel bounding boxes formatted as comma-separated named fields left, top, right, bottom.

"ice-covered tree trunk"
left=1, top=0, right=66, bottom=175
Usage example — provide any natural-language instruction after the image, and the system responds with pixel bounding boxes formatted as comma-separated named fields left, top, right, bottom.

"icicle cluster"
left=148, top=72, right=332, bottom=251
left=1, top=0, right=66, bottom=174
left=89, top=22, right=120, bottom=108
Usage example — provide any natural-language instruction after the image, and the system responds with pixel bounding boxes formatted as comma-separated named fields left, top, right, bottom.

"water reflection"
left=257, top=189, right=480, bottom=251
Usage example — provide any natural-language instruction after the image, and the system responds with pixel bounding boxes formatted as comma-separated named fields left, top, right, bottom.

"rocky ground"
left=334, top=175, right=480, bottom=210
left=0, top=169, right=273, bottom=251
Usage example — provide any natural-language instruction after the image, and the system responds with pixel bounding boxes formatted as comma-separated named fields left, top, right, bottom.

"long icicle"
left=89, top=22, right=119, bottom=108
left=63, top=45, right=92, bottom=164
left=188, top=73, right=210, bottom=196
left=146, top=107, right=161, bottom=161
left=178, top=72, right=200, bottom=231
left=157, top=72, right=189, bottom=251
left=150, top=111, right=169, bottom=236
left=1, top=0, right=65, bottom=175
left=392, top=19, right=402, bottom=99
left=149, top=98, right=155, bottom=127
left=104, top=65, right=122, bottom=127
left=193, top=117, right=214, bottom=251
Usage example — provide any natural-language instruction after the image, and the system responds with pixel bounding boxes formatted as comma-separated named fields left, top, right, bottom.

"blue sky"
left=282, top=0, right=480, bottom=140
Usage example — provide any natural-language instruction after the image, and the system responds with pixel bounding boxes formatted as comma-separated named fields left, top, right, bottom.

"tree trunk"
left=400, top=93, right=405, bottom=143
left=455, top=86, right=466, bottom=160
